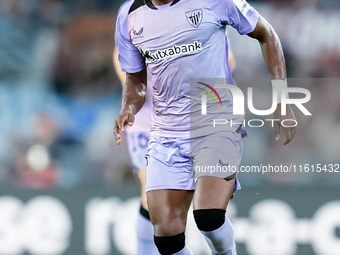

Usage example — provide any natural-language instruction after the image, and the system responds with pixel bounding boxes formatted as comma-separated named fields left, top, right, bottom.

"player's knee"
left=154, top=232, right=185, bottom=255
left=153, top=217, right=186, bottom=237
left=151, top=208, right=187, bottom=236
left=193, top=209, right=226, bottom=232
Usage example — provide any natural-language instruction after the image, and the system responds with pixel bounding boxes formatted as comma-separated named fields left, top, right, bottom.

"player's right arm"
left=114, top=69, right=146, bottom=145
left=114, top=2, right=146, bottom=145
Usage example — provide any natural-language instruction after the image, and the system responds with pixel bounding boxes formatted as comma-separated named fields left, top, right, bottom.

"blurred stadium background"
left=0, top=0, right=339, bottom=254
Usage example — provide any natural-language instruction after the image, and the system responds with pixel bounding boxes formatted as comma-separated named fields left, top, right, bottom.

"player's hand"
left=273, top=104, right=296, bottom=145
left=114, top=111, right=135, bottom=145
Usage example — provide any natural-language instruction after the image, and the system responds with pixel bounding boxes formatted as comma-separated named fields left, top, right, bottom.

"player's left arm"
left=247, top=15, right=296, bottom=145
left=114, top=69, right=147, bottom=145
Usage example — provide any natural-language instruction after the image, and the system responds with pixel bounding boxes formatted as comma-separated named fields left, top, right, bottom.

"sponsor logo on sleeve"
left=233, top=0, right=251, bottom=15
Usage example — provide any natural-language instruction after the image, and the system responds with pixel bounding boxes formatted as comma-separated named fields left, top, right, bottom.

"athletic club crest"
left=185, top=9, right=203, bottom=28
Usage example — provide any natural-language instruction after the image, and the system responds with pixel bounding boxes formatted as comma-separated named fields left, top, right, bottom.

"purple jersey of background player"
left=116, top=0, right=259, bottom=138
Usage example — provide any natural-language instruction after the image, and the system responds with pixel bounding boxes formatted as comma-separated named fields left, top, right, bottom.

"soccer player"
left=114, top=0, right=296, bottom=255
left=113, top=38, right=235, bottom=254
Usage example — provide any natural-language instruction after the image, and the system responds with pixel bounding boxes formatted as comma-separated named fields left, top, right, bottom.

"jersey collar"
left=145, top=0, right=181, bottom=10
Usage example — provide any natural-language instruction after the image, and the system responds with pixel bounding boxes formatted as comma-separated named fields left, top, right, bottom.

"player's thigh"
left=147, top=189, right=194, bottom=236
left=193, top=176, right=235, bottom=210
left=145, top=136, right=194, bottom=235
left=192, top=131, right=243, bottom=210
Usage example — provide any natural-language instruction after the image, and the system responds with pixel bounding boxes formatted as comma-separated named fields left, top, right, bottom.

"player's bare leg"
left=147, top=189, right=194, bottom=255
left=138, top=169, right=148, bottom=209
left=136, top=169, right=159, bottom=255
left=193, top=177, right=237, bottom=255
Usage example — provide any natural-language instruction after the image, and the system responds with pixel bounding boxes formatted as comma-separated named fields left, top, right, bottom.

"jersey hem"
left=121, top=65, right=145, bottom=74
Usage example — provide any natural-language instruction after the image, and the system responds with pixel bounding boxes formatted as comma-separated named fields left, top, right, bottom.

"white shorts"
left=145, top=130, right=244, bottom=193
left=125, top=131, right=150, bottom=173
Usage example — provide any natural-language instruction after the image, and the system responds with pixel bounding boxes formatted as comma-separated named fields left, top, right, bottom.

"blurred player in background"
left=113, top=47, right=157, bottom=255
left=113, top=1, right=158, bottom=254
left=113, top=40, right=235, bottom=254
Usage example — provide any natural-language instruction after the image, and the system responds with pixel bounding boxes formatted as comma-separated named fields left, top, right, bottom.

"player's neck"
left=151, top=0, right=173, bottom=6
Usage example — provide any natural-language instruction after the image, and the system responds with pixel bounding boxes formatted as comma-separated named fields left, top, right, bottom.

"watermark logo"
left=196, top=82, right=312, bottom=128
left=196, top=82, right=222, bottom=114
left=199, top=83, right=311, bottom=116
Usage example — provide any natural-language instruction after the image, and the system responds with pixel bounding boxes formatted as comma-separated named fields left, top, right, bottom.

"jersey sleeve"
left=207, top=0, right=259, bottom=35
left=115, top=3, right=145, bottom=73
